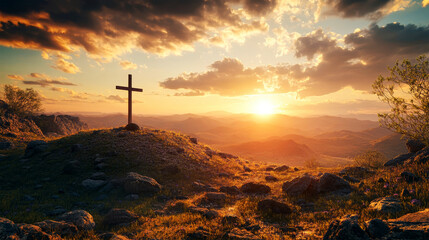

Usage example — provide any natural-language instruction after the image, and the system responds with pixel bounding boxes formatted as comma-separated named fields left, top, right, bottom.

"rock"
left=32, top=114, right=87, bottom=135
left=406, top=139, right=426, bottom=153
left=192, top=181, right=217, bottom=192
left=25, top=140, right=48, bottom=157
left=384, top=152, right=415, bottom=167
left=369, top=197, right=402, bottom=214
left=240, top=182, right=270, bottom=195
left=217, top=152, right=238, bottom=159
left=243, top=166, right=252, bottom=172
left=0, top=141, right=13, bottom=150
left=90, top=172, right=107, bottom=180
left=197, top=192, right=227, bottom=207
left=124, top=194, right=139, bottom=201
left=189, top=207, right=219, bottom=219
left=274, top=165, right=289, bottom=172
left=161, top=165, right=180, bottom=175
left=365, top=219, right=389, bottom=239
left=282, top=175, right=318, bottom=196
left=257, top=199, right=292, bottom=215
left=57, top=210, right=95, bottom=230
left=124, top=123, right=140, bottom=131
left=377, top=177, right=385, bottom=183
left=46, top=207, right=67, bottom=216
left=387, top=209, right=429, bottom=239
left=123, top=172, right=161, bottom=194
left=400, top=171, right=421, bottom=183
left=34, top=220, right=78, bottom=237
left=296, top=199, right=315, bottom=212
left=265, top=175, right=278, bottom=182
left=99, top=233, right=131, bottom=240
left=219, top=186, right=240, bottom=195
left=226, top=228, right=261, bottom=240
left=18, top=224, right=60, bottom=240
left=294, top=167, right=299, bottom=171
left=62, top=160, right=81, bottom=175
left=339, top=167, right=373, bottom=178
left=82, top=179, right=106, bottom=189
left=343, top=175, right=360, bottom=183
left=323, top=215, right=370, bottom=240
left=0, top=217, right=18, bottom=239
left=190, top=137, right=198, bottom=144
left=318, top=173, right=352, bottom=195
left=265, top=167, right=274, bottom=171
left=186, top=226, right=211, bottom=240
left=103, top=208, right=139, bottom=228
left=413, top=147, right=429, bottom=164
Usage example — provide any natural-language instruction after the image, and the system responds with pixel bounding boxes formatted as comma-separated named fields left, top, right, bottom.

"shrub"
left=2, top=85, right=42, bottom=117
left=354, top=150, right=387, bottom=169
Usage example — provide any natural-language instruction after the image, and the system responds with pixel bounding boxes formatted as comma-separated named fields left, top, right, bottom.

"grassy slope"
left=0, top=128, right=428, bottom=239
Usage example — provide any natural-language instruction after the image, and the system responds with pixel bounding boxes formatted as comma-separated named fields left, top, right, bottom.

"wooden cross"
left=116, top=74, right=143, bottom=124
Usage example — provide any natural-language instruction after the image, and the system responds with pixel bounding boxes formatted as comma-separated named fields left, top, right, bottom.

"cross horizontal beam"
left=116, top=86, right=143, bottom=92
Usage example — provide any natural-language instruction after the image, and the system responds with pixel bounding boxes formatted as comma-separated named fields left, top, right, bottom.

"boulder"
left=226, top=228, right=262, bottom=240
left=34, top=220, right=78, bottom=237
left=282, top=175, right=318, bottom=196
left=257, top=199, right=292, bottom=215
left=123, top=172, right=161, bottom=194
left=387, top=209, right=429, bottom=239
left=192, top=181, right=218, bottom=192
left=365, top=219, right=390, bottom=239
left=0, top=217, right=18, bottom=239
left=124, top=123, right=140, bottom=131
left=82, top=179, right=106, bottom=189
left=189, top=207, right=220, bottom=219
left=265, top=175, right=278, bottom=182
left=413, top=147, right=429, bottom=164
left=400, top=171, right=421, bottom=183
left=186, top=226, right=211, bottom=240
left=342, top=175, right=360, bottom=183
left=219, top=186, right=240, bottom=195
left=57, top=210, right=95, bottom=230
left=18, top=224, right=60, bottom=240
left=189, top=137, right=198, bottom=144
left=323, top=215, right=370, bottom=240
left=406, top=139, right=426, bottom=153
left=240, top=182, right=271, bottom=195
left=384, top=153, right=415, bottom=167
left=32, top=114, right=87, bottom=135
left=318, top=173, right=352, bottom=195
left=103, top=208, right=139, bottom=228
left=25, top=140, right=48, bottom=157
left=369, top=197, right=402, bottom=214
left=0, top=141, right=13, bottom=150
left=197, top=192, right=227, bottom=207
left=274, top=165, right=289, bottom=172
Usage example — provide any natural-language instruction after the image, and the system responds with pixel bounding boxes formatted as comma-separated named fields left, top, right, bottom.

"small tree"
left=372, top=55, right=429, bottom=144
left=354, top=150, right=387, bottom=169
left=2, top=85, right=42, bottom=117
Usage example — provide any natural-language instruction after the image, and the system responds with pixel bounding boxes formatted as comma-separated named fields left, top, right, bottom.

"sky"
left=0, top=0, right=428, bottom=119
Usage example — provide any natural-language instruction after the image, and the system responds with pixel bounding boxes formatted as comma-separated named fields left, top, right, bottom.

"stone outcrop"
left=32, top=114, right=88, bottom=135
left=282, top=173, right=351, bottom=197
left=323, top=215, right=370, bottom=240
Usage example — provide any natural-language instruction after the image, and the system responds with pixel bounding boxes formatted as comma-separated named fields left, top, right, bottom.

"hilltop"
left=0, top=126, right=429, bottom=239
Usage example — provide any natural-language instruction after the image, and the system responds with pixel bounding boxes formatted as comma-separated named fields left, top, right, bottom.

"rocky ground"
left=0, top=127, right=429, bottom=239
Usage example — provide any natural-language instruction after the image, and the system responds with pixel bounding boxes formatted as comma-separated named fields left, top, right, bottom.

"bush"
left=354, top=150, right=387, bottom=169
left=2, top=85, right=42, bottom=117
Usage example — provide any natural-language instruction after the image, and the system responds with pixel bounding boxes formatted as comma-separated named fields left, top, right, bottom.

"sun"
left=254, top=99, right=275, bottom=115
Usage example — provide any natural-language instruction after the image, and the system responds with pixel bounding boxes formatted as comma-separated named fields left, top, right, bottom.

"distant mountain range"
left=75, top=113, right=407, bottom=166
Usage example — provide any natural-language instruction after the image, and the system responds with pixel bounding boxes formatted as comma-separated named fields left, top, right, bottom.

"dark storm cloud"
left=161, top=22, right=429, bottom=97
left=0, top=21, right=68, bottom=51
left=0, top=0, right=274, bottom=57
left=323, top=0, right=392, bottom=18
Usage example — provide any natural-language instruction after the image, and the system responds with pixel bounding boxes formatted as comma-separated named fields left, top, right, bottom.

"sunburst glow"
left=254, top=100, right=275, bottom=115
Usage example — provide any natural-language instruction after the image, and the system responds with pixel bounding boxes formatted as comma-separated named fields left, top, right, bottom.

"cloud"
left=106, top=95, right=126, bottom=103
left=0, top=0, right=275, bottom=59
left=174, top=91, right=205, bottom=96
left=319, top=0, right=412, bottom=19
left=7, top=74, right=23, bottom=80
left=120, top=60, right=137, bottom=70
left=12, top=72, right=77, bottom=87
left=160, top=58, right=299, bottom=96
left=424, top=0, right=429, bottom=7
left=162, top=22, right=429, bottom=98
left=294, top=22, right=429, bottom=97
left=52, top=58, right=80, bottom=74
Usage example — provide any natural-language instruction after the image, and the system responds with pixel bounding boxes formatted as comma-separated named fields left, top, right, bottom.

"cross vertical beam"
left=116, top=74, right=143, bottom=124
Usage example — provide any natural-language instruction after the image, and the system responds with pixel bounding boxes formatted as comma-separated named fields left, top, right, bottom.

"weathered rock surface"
left=257, top=199, right=292, bottom=215
left=318, top=173, right=352, bottom=195
left=406, top=139, right=426, bottom=153
left=369, top=197, right=402, bottom=214
left=386, top=209, right=429, bottom=239
left=365, top=219, right=389, bottom=239
left=123, top=172, right=161, bottom=194
left=103, top=208, right=139, bottom=227
left=240, top=182, right=271, bottom=195
left=384, top=153, right=415, bottom=167
left=25, top=140, right=48, bottom=157
left=274, top=165, right=289, bottom=172
left=34, top=220, right=78, bottom=237
left=323, top=215, right=370, bottom=240
left=197, top=192, right=227, bottom=207
left=124, top=123, right=140, bottom=131
left=57, top=210, right=95, bottom=230
left=282, top=175, right=318, bottom=196
left=219, top=186, right=240, bottom=195
left=265, top=175, right=278, bottom=182
left=82, top=179, right=107, bottom=189
left=0, top=217, right=62, bottom=240
left=32, top=114, right=87, bottom=135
